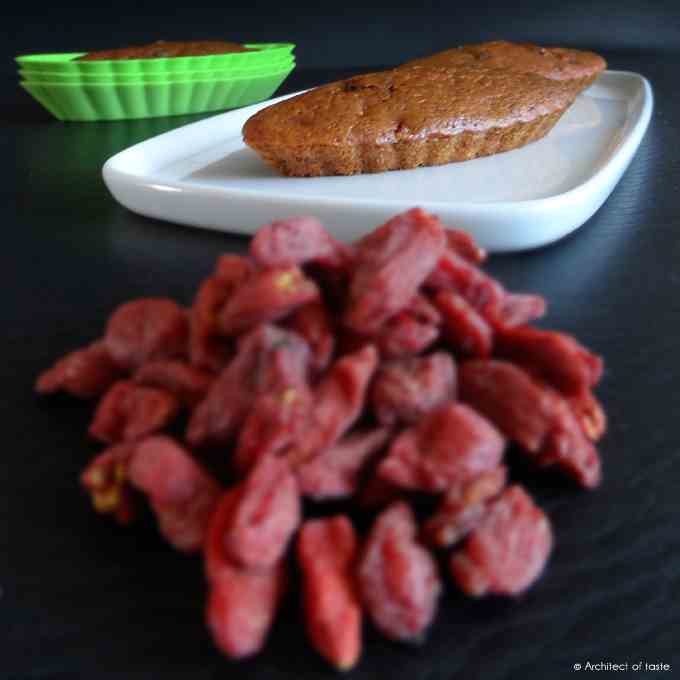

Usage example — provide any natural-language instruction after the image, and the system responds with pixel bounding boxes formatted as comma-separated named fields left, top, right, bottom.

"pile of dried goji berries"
left=36, top=208, right=606, bottom=670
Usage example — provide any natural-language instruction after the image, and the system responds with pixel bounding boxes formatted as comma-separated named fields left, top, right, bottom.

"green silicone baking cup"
left=20, top=57, right=294, bottom=84
left=20, top=65, right=294, bottom=121
left=16, top=43, right=295, bottom=75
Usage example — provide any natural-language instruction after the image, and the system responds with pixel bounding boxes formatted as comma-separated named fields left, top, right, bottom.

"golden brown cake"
left=243, top=63, right=578, bottom=177
left=76, top=40, right=252, bottom=61
left=403, top=41, right=606, bottom=93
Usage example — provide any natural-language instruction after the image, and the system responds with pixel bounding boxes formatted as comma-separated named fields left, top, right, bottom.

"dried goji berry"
left=450, top=485, right=553, bottom=596
left=358, top=502, right=441, bottom=642
left=234, top=385, right=313, bottom=474
left=375, top=311, right=441, bottom=360
left=187, top=325, right=309, bottom=448
left=371, top=352, right=456, bottom=426
left=204, top=487, right=242, bottom=580
left=250, top=216, right=353, bottom=271
left=460, top=360, right=555, bottom=453
left=435, top=290, right=493, bottom=358
left=423, top=466, right=507, bottom=548
left=133, top=360, right=214, bottom=408
left=80, top=442, right=137, bottom=524
left=344, top=208, right=446, bottom=334
left=568, top=388, right=607, bottom=441
left=218, top=267, right=319, bottom=336
left=495, top=325, right=603, bottom=395
left=286, top=345, right=379, bottom=466
left=206, top=560, right=287, bottom=660
left=298, top=516, right=362, bottom=670
left=190, top=256, right=256, bottom=371
left=285, top=301, right=335, bottom=375
left=444, top=228, right=486, bottom=264
left=89, top=380, right=179, bottom=444
left=369, top=294, right=443, bottom=361
left=218, top=455, right=301, bottom=569
left=297, top=427, right=392, bottom=500
left=377, top=403, right=505, bottom=493
left=539, top=394, right=602, bottom=489
left=204, top=486, right=288, bottom=658
left=189, top=278, right=237, bottom=372
left=460, top=360, right=602, bottom=488
left=492, top=293, right=546, bottom=328
left=36, top=341, right=123, bottom=399
left=405, top=293, right=443, bottom=325
left=126, top=436, right=222, bottom=552
left=104, top=298, right=188, bottom=371
left=213, top=253, right=256, bottom=284
left=190, top=257, right=256, bottom=370
left=425, top=250, right=504, bottom=316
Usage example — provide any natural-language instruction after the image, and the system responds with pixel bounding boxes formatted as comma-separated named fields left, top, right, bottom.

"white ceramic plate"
left=103, top=70, right=652, bottom=252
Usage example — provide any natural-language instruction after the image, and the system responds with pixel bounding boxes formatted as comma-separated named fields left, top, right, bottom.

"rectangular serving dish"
left=103, top=70, right=653, bottom=252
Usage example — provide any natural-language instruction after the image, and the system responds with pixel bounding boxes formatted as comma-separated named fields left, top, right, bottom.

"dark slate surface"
left=4, top=52, right=680, bottom=679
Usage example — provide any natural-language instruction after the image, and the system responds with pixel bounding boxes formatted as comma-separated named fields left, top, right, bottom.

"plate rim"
left=103, top=70, right=653, bottom=213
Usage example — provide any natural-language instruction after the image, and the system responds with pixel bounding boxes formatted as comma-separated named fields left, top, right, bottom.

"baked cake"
left=76, top=40, right=252, bottom=61
left=404, top=41, right=606, bottom=92
left=243, top=62, right=578, bottom=177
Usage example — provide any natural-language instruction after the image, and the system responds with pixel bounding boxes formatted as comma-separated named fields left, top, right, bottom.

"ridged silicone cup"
left=16, top=43, right=295, bottom=75
left=20, top=57, right=295, bottom=84
left=20, top=65, right=294, bottom=121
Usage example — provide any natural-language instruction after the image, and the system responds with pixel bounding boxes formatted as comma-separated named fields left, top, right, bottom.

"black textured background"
left=3, top=0, right=680, bottom=73
left=4, top=6, right=680, bottom=678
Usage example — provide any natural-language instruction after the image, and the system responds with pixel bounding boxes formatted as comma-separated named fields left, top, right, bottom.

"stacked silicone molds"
left=17, top=43, right=295, bottom=121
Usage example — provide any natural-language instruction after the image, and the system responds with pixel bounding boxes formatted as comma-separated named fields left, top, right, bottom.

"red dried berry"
left=375, top=311, right=441, bottom=359
left=568, top=388, right=607, bottom=441
left=377, top=403, right=505, bottom=493
left=89, top=381, right=179, bottom=444
left=298, top=516, right=362, bottom=670
left=460, top=360, right=556, bottom=453
left=435, top=290, right=494, bottom=358
left=371, top=352, right=456, bottom=426
left=104, top=298, right=188, bottom=371
left=404, top=293, right=443, bottom=325
left=423, top=466, right=507, bottom=548
left=127, top=436, right=222, bottom=552
left=495, top=325, right=603, bottom=395
left=213, top=254, right=256, bottom=284
left=204, top=488, right=242, bottom=581
left=344, top=208, right=446, bottom=334
left=492, top=293, right=546, bottom=328
left=204, top=486, right=288, bottom=658
left=189, top=278, right=237, bottom=372
left=460, top=360, right=602, bottom=488
left=358, top=502, right=441, bottom=642
left=250, top=216, right=352, bottom=270
left=286, top=345, right=379, bottom=466
left=35, top=341, right=123, bottom=399
left=425, top=250, right=504, bottom=316
left=187, top=325, right=309, bottom=448
left=450, top=485, right=553, bottom=597
left=133, top=360, right=214, bottom=408
left=539, top=393, right=602, bottom=489
left=219, top=455, right=301, bottom=569
left=444, top=228, right=487, bottom=264
left=285, top=301, right=335, bottom=375
left=206, top=560, right=287, bottom=660
left=190, top=256, right=254, bottom=372
left=218, top=267, right=320, bottom=336
left=80, top=443, right=138, bottom=524
left=297, top=427, right=392, bottom=500
left=234, top=385, right=313, bottom=474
